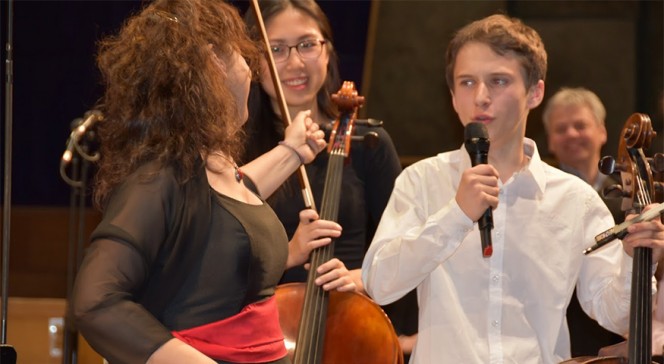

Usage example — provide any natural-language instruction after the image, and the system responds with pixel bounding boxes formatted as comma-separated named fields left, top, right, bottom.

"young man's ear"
left=450, top=89, right=459, bottom=114
left=527, top=80, right=545, bottom=110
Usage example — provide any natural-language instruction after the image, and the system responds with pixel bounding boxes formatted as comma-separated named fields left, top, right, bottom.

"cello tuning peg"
left=598, top=156, right=618, bottom=175
left=354, top=118, right=384, bottom=127
left=602, top=184, right=626, bottom=199
left=650, top=153, right=664, bottom=173
left=655, top=181, right=663, bottom=195
left=351, top=131, right=380, bottom=148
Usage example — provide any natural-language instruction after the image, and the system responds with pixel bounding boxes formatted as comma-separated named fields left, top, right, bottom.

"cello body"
left=276, top=283, right=403, bottom=364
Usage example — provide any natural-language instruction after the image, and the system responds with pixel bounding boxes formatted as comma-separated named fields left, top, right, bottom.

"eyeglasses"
left=270, top=39, right=327, bottom=63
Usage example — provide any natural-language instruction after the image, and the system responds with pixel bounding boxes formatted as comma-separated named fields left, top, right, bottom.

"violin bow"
left=249, top=0, right=317, bottom=211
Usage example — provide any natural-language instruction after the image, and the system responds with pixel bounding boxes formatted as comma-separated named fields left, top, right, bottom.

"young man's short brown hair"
left=445, top=14, right=547, bottom=91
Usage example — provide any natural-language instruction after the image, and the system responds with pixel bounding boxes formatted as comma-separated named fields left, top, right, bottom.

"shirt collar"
left=522, top=138, right=546, bottom=195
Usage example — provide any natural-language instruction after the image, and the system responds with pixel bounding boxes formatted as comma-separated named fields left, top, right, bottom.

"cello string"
left=631, top=163, right=653, bottom=362
left=299, top=143, right=345, bottom=364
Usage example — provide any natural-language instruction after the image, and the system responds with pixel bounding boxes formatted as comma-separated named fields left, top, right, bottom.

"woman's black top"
left=71, top=161, right=289, bottom=364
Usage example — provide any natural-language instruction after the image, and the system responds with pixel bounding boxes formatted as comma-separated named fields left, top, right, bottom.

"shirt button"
left=492, top=275, right=500, bottom=282
left=492, top=320, right=499, bottom=327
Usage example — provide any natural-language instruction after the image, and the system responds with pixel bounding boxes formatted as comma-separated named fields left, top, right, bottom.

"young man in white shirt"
left=362, top=14, right=664, bottom=363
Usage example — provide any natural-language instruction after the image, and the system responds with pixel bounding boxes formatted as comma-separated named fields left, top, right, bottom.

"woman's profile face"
left=260, top=7, right=329, bottom=113
left=227, top=51, right=252, bottom=124
left=212, top=47, right=252, bottom=125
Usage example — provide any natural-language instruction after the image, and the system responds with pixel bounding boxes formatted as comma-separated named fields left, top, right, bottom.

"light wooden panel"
left=1, top=297, right=103, bottom=364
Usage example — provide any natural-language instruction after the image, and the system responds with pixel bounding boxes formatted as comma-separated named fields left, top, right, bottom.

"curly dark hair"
left=93, top=0, right=260, bottom=208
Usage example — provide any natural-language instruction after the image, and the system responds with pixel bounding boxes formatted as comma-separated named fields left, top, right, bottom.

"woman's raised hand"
left=283, top=110, right=326, bottom=164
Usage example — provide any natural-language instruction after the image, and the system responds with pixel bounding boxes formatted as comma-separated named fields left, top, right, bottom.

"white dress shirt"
left=362, top=139, right=648, bottom=363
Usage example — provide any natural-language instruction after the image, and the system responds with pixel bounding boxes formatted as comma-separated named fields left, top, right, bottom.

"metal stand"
left=59, top=113, right=100, bottom=364
left=1, top=0, right=17, bottom=361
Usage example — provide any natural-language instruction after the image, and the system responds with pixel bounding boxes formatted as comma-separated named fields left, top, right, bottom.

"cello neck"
left=293, top=82, right=364, bottom=364
left=614, top=114, right=658, bottom=364
left=628, top=246, right=652, bottom=364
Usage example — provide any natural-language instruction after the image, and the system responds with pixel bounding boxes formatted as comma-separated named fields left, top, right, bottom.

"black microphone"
left=464, top=122, right=493, bottom=257
left=61, top=110, right=103, bottom=163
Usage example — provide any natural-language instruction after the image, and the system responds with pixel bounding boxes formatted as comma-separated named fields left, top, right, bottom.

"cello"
left=562, top=113, right=664, bottom=364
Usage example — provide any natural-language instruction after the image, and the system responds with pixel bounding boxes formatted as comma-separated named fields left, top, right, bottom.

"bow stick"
left=249, top=0, right=317, bottom=211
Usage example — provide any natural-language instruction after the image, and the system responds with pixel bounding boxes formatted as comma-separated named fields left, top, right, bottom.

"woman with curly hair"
left=70, top=1, right=348, bottom=363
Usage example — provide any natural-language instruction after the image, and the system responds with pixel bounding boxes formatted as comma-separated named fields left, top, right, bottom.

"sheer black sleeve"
left=71, top=165, right=185, bottom=364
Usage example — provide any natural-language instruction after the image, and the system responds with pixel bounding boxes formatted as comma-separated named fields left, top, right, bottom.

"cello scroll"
left=585, top=114, right=664, bottom=254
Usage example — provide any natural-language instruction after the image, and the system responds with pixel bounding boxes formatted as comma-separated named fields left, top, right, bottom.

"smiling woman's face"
left=260, top=7, right=329, bottom=115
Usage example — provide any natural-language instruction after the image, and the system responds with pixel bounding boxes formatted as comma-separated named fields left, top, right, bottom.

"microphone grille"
left=464, top=122, right=489, bottom=140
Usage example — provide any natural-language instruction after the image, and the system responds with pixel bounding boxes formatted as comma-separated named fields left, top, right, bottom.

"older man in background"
left=543, top=87, right=624, bottom=357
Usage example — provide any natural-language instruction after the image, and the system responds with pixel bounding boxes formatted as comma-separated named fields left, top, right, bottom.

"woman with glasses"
left=243, top=0, right=401, bottom=298
left=242, top=1, right=414, bottom=357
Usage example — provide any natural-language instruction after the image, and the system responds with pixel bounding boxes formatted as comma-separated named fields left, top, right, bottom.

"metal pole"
left=1, top=0, right=17, bottom=359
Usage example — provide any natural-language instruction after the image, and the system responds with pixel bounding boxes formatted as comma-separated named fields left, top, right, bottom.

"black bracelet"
left=278, top=141, right=305, bottom=164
